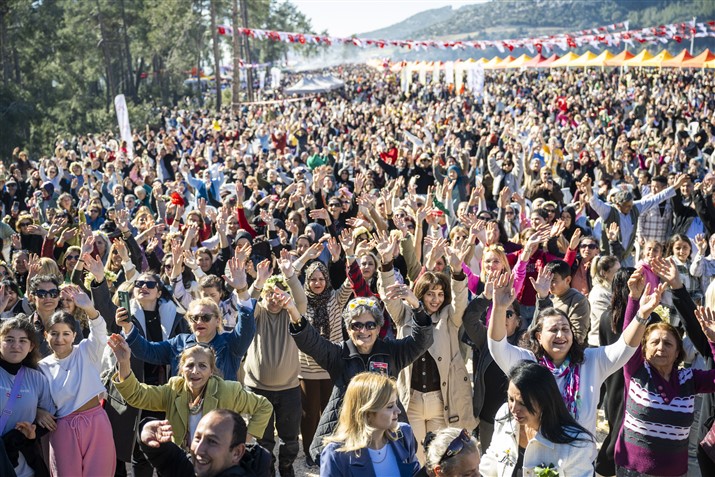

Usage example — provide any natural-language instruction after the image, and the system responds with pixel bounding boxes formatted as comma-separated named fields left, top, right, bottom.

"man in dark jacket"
left=139, top=409, right=271, bottom=477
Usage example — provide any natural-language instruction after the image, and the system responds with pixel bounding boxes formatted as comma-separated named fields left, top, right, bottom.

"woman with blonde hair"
left=320, top=372, right=419, bottom=476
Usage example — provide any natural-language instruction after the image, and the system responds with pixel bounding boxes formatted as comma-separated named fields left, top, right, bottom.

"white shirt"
left=38, top=316, right=108, bottom=417
left=488, top=335, right=635, bottom=435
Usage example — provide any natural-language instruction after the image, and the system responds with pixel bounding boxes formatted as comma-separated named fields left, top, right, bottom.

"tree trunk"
left=210, top=0, right=221, bottom=111
left=0, top=1, right=10, bottom=87
left=231, top=0, right=240, bottom=112
left=239, top=0, right=253, bottom=102
left=95, top=0, right=114, bottom=110
left=119, top=0, right=135, bottom=101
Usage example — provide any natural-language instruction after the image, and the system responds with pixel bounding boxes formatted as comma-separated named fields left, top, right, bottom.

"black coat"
left=290, top=306, right=434, bottom=461
left=92, top=279, right=189, bottom=462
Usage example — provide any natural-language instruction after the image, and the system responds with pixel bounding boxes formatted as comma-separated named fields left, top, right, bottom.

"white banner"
left=114, top=94, right=134, bottom=159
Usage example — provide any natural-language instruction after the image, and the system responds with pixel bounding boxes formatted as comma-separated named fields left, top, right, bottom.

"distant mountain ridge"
left=356, top=0, right=715, bottom=42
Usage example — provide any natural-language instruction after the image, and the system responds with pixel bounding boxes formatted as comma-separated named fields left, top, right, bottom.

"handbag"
left=0, top=367, right=27, bottom=433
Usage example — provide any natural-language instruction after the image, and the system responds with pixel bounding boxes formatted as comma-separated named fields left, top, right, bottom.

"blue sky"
left=292, top=1, right=483, bottom=37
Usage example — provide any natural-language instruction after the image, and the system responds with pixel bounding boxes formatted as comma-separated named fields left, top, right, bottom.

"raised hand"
left=62, top=284, right=95, bottom=312
left=107, top=333, right=132, bottom=365
left=114, top=240, right=130, bottom=262
left=627, top=266, right=646, bottom=299
left=492, top=272, right=515, bottom=309
left=140, top=420, right=174, bottom=449
left=520, top=231, right=544, bottom=263
left=224, top=255, right=247, bottom=291
left=695, top=307, right=715, bottom=343
left=639, top=282, right=667, bottom=321
left=327, top=236, right=342, bottom=262
left=83, top=253, right=105, bottom=282
left=695, top=233, right=708, bottom=256
left=340, top=228, right=356, bottom=257
left=606, top=222, right=620, bottom=243
left=115, top=209, right=130, bottom=233
left=182, top=250, right=198, bottom=270
left=278, top=248, right=295, bottom=278
left=529, top=266, right=553, bottom=299
left=384, top=282, right=420, bottom=308
left=375, top=230, right=398, bottom=264
left=568, top=228, right=582, bottom=251
left=81, top=234, right=95, bottom=256
left=447, top=239, right=472, bottom=271
left=256, top=259, right=272, bottom=284
left=309, top=208, right=330, bottom=221
left=305, top=243, right=324, bottom=261
left=549, top=219, right=566, bottom=239
left=485, top=221, right=499, bottom=246
left=651, top=256, right=682, bottom=289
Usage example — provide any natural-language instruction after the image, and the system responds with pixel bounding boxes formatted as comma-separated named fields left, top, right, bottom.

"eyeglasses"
left=348, top=297, right=379, bottom=310
left=18, top=223, right=30, bottom=228
left=65, top=255, right=80, bottom=261
left=580, top=243, right=599, bottom=250
left=328, top=203, right=341, bottom=208
left=393, top=213, right=405, bottom=219
left=136, top=280, right=159, bottom=289
left=35, top=289, right=60, bottom=299
left=187, top=313, right=215, bottom=324
left=544, top=208, right=556, bottom=214
left=349, top=321, right=378, bottom=332
left=439, top=429, right=472, bottom=464
left=505, top=210, right=515, bottom=216
left=163, top=263, right=173, bottom=269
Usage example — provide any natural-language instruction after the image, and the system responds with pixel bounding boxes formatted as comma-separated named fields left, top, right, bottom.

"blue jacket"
left=125, top=300, right=256, bottom=381
left=320, top=423, right=419, bottom=477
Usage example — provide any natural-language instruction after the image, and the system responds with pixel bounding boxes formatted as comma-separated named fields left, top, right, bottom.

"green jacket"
left=113, top=372, right=273, bottom=447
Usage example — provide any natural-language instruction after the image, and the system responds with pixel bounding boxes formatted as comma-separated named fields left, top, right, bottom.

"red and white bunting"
left=216, top=19, right=715, bottom=52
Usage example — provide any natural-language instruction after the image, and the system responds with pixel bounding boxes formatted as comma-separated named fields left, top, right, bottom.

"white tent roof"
left=284, top=75, right=344, bottom=95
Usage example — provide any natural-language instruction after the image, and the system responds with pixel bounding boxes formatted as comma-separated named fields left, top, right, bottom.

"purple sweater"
left=614, top=297, right=715, bottom=476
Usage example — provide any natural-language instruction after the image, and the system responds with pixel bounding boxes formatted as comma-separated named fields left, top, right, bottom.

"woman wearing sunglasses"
left=290, top=294, right=433, bottom=464
left=480, top=361, right=596, bottom=477
left=28, top=274, right=81, bottom=357
left=320, top=372, right=420, bottom=477
left=107, top=333, right=273, bottom=452
left=422, top=428, right=480, bottom=477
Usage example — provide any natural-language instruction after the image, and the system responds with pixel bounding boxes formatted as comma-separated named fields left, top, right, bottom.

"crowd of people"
left=1, top=62, right=715, bottom=477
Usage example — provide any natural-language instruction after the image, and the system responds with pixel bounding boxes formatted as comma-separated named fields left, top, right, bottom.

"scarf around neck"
left=539, top=355, right=581, bottom=420
left=305, top=261, right=333, bottom=338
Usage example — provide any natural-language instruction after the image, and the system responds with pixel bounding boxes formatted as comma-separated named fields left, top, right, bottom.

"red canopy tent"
left=526, top=53, right=559, bottom=68
left=681, top=49, right=715, bottom=68
left=662, top=49, right=694, bottom=67
left=605, top=50, right=635, bottom=66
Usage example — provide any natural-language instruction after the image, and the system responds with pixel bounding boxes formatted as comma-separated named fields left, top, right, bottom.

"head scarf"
left=304, top=261, right=333, bottom=338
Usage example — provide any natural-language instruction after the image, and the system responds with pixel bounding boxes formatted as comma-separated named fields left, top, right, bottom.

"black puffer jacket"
left=290, top=305, right=434, bottom=462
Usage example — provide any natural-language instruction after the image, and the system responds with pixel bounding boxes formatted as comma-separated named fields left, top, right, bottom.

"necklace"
left=370, top=445, right=388, bottom=464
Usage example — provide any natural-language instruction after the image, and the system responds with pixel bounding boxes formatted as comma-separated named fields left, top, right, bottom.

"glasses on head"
left=185, top=341, right=214, bottom=352
left=349, top=321, right=378, bottom=332
left=65, top=254, right=80, bottom=261
left=136, top=280, right=159, bottom=289
left=580, top=243, right=599, bottom=250
left=348, top=297, right=379, bottom=310
left=187, top=313, right=215, bottom=324
left=439, top=429, right=472, bottom=464
left=35, top=289, right=60, bottom=299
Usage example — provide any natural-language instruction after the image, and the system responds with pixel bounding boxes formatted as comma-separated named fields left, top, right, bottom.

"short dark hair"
left=652, top=175, right=667, bottom=185
left=29, top=274, right=61, bottom=294
left=545, top=260, right=571, bottom=280
left=205, top=409, right=247, bottom=448
left=0, top=315, right=41, bottom=368
left=413, top=272, right=451, bottom=312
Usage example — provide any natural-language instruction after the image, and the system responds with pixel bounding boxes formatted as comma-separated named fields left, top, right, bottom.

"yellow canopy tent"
left=638, top=50, right=674, bottom=67
left=706, top=58, right=715, bottom=69
left=499, top=53, right=532, bottom=69
left=623, top=50, right=655, bottom=67
left=682, top=49, right=715, bottom=68
left=569, top=51, right=599, bottom=68
left=585, top=50, right=615, bottom=67
left=483, top=56, right=506, bottom=70
left=605, top=50, right=635, bottom=66
left=549, top=52, right=580, bottom=68
left=661, top=49, right=694, bottom=68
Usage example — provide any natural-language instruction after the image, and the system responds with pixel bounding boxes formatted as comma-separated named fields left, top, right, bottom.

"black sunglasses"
left=187, top=313, right=215, bottom=324
left=35, top=289, right=60, bottom=299
left=439, top=429, right=472, bottom=464
left=580, top=243, right=598, bottom=250
left=136, top=280, right=159, bottom=289
left=349, top=321, right=378, bottom=332
left=65, top=254, right=80, bottom=261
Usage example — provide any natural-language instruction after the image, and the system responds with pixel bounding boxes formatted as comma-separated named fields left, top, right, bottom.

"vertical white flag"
left=258, top=69, right=266, bottom=89
left=114, top=94, right=134, bottom=159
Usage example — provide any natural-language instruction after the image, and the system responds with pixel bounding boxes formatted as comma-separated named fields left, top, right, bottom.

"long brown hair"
left=0, top=316, right=41, bottom=368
